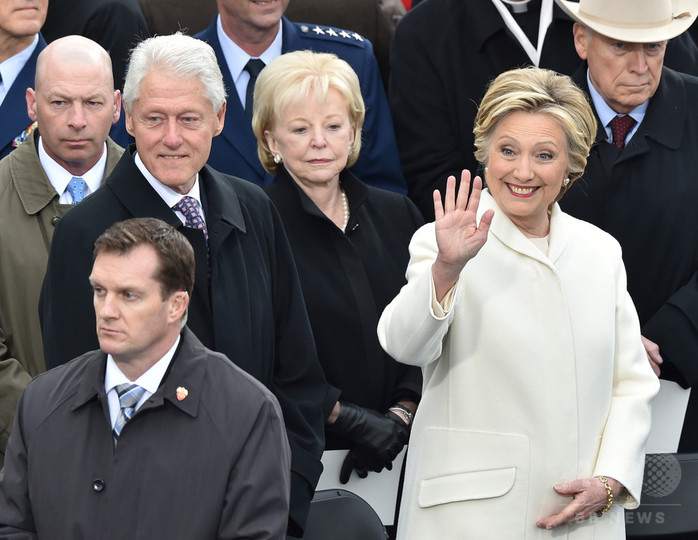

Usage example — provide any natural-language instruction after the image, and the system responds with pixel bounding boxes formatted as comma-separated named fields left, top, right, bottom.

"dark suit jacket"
left=561, top=66, right=698, bottom=452
left=41, top=0, right=150, bottom=89
left=265, top=168, right=423, bottom=448
left=0, top=35, right=46, bottom=160
left=390, top=0, right=698, bottom=219
left=40, top=148, right=325, bottom=536
left=0, top=327, right=291, bottom=539
left=194, top=16, right=406, bottom=193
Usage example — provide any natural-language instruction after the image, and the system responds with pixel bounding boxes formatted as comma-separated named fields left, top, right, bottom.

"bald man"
left=0, top=35, right=123, bottom=466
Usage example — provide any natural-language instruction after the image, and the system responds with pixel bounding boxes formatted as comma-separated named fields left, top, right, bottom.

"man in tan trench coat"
left=0, top=35, right=122, bottom=466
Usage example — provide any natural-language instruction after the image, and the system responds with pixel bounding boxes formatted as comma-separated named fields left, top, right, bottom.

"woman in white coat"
left=378, top=67, right=659, bottom=539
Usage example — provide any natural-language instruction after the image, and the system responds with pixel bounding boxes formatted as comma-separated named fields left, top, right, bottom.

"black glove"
left=340, top=447, right=381, bottom=484
left=329, top=403, right=410, bottom=481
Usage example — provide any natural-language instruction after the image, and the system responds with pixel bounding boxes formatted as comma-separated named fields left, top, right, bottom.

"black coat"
left=265, top=169, right=424, bottom=448
left=561, top=66, right=698, bottom=452
left=0, top=328, right=291, bottom=538
left=389, top=0, right=698, bottom=219
left=42, top=0, right=150, bottom=90
left=39, top=148, right=325, bottom=536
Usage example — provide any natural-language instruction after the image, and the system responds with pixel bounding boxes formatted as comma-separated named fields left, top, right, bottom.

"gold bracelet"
left=596, top=476, right=614, bottom=513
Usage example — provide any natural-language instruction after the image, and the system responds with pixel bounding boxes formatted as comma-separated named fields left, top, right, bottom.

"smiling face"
left=484, top=110, right=569, bottom=237
left=90, top=245, right=187, bottom=369
left=573, top=24, right=665, bottom=114
left=264, top=87, right=355, bottom=192
left=125, top=70, right=225, bottom=194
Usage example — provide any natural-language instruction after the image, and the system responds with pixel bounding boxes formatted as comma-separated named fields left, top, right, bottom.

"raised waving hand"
left=432, top=170, right=494, bottom=301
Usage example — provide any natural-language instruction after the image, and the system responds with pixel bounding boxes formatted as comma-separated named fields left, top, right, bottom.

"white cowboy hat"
left=554, top=0, right=698, bottom=43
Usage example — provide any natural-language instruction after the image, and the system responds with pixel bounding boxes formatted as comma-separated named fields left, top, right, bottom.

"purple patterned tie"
left=609, top=115, right=636, bottom=151
left=173, top=196, right=210, bottom=273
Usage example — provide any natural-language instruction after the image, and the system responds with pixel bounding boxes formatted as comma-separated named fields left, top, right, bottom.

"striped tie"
left=113, top=383, right=146, bottom=444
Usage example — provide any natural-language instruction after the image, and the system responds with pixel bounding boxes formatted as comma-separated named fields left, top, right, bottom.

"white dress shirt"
left=0, top=35, right=39, bottom=105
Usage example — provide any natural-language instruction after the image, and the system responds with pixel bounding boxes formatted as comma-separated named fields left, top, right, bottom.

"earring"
left=273, top=154, right=282, bottom=164
left=484, top=167, right=488, bottom=174
left=563, top=177, right=570, bottom=186
left=348, top=145, right=353, bottom=153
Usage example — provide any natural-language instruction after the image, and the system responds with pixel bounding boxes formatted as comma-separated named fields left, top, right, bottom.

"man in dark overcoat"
left=1, top=217, right=291, bottom=538
left=555, top=0, right=698, bottom=452
left=39, top=33, right=325, bottom=537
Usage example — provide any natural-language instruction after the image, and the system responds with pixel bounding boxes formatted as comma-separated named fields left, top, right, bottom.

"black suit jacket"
left=40, top=148, right=325, bottom=535
left=562, top=66, right=698, bottom=452
left=265, top=168, right=423, bottom=448
left=390, top=0, right=698, bottom=219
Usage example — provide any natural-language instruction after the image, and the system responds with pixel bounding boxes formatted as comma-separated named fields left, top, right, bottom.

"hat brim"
left=555, top=0, right=697, bottom=42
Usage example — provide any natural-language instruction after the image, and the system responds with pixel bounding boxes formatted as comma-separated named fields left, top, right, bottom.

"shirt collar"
left=133, top=151, right=204, bottom=220
left=38, top=136, right=108, bottom=202
left=0, top=35, right=39, bottom=105
left=104, top=334, right=181, bottom=396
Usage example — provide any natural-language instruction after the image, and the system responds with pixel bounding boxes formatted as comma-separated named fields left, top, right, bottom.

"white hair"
left=123, top=32, right=226, bottom=113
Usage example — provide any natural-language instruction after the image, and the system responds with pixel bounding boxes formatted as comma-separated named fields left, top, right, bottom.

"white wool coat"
left=378, top=191, right=659, bottom=539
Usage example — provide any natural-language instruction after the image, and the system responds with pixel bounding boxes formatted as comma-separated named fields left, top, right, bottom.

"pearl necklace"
left=341, top=188, right=350, bottom=231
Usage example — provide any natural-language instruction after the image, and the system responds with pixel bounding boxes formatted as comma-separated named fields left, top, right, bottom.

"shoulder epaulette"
left=295, top=23, right=368, bottom=48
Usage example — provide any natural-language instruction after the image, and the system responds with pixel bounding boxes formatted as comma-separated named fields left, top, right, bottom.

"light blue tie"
left=66, top=176, right=88, bottom=204
left=112, top=383, right=146, bottom=444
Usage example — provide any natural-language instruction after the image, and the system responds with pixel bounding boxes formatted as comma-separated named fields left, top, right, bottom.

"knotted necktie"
left=113, top=383, right=146, bottom=444
left=173, top=196, right=210, bottom=273
left=609, top=115, right=636, bottom=151
left=244, top=58, right=266, bottom=123
left=66, top=176, right=88, bottom=204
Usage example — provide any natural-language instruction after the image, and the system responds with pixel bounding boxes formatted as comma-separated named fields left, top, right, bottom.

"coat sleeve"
left=0, top=330, right=31, bottom=469
left=39, top=211, right=101, bottom=370
left=0, top=389, right=38, bottom=539
left=346, top=38, right=407, bottom=194
left=594, top=255, right=660, bottom=508
left=267, top=204, right=326, bottom=537
left=378, top=223, right=458, bottom=367
left=219, top=392, right=291, bottom=540
left=642, top=271, right=698, bottom=387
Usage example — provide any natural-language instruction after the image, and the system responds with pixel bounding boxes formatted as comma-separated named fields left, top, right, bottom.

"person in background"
left=39, top=33, right=325, bottom=538
left=193, top=0, right=406, bottom=193
left=556, top=0, right=698, bottom=453
left=0, top=217, right=291, bottom=538
left=390, top=0, right=698, bottom=219
left=0, top=35, right=122, bottom=467
left=253, top=51, right=423, bottom=488
left=0, top=0, right=47, bottom=160
left=378, top=67, right=659, bottom=538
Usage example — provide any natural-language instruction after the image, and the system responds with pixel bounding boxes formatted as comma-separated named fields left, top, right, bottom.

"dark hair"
left=93, top=217, right=195, bottom=299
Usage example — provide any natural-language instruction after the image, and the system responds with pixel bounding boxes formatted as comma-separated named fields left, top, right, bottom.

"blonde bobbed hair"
left=474, top=67, right=597, bottom=203
left=252, top=50, right=365, bottom=174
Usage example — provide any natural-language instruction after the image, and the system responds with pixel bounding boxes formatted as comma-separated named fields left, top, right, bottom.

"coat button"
left=51, top=216, right=60, bottom=226
left=300, top=24, right=309, bottom=33
left=92, top=479, right=105, bottom=492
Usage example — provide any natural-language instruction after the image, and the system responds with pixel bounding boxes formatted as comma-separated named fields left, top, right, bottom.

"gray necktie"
left=112, top=383, right=146, bottom=444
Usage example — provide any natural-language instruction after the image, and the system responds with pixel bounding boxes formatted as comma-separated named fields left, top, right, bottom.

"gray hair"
left=123, top=32, right=226, bottom=113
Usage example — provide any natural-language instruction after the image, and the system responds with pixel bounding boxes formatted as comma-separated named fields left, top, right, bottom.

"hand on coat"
left=642, top=335, right=663, bottom=376
left=432, top=171, right=494, bottom=301
left=329, top=403, right=409, bottom=483
left=536, top=476, right=623, bottom=529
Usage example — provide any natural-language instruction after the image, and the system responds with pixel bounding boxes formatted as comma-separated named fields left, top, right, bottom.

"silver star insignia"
left=352, top=33, right=364, bottom=42
left=312, top=26, right=325, bottom=35
left=339, top=30, right=351, bottom=39
left=326, top=28, right=338, bottom=37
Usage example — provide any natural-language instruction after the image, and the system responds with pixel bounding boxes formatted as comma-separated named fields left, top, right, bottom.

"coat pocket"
left=415, top=427, right=529, bottom=508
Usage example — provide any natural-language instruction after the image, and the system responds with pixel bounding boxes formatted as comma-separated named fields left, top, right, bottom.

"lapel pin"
left=176, top=387, right=189, bottom=401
